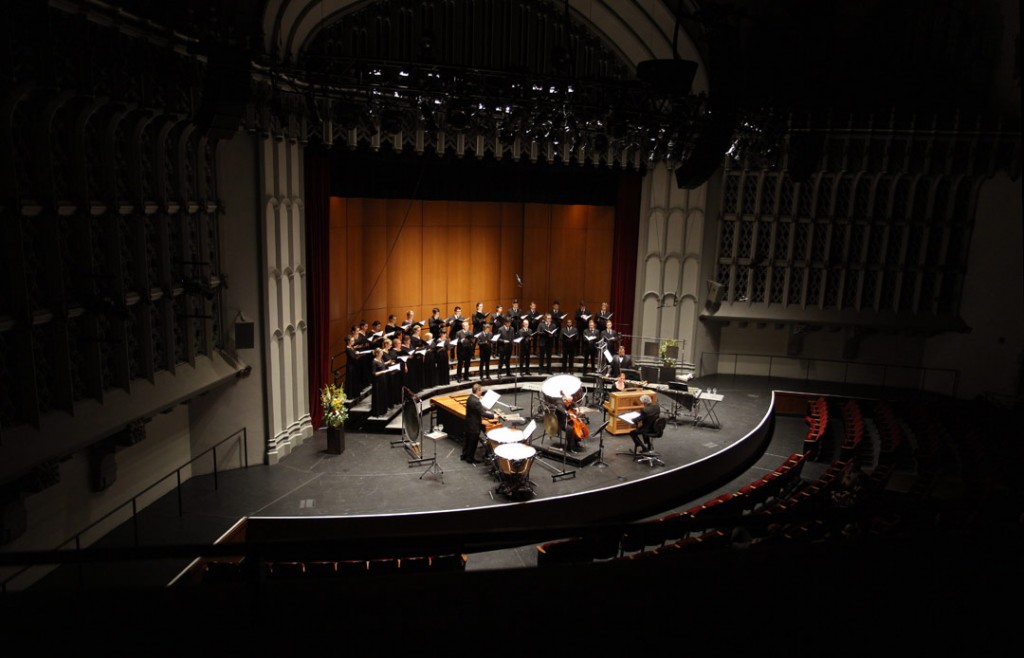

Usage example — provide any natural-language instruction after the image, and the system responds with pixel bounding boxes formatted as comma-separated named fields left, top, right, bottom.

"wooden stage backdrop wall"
left=329, top=197, right=614, bottom=357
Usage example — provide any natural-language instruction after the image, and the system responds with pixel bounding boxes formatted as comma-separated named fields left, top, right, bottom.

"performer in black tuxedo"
left=537, top=313, right=556, bottom=373
left=477, top=322, right=494, bottom=379
left=519, top=301, right=535, bottom=351
left=428, top=308, right=445, bottom=342
left=462, top=382, right=496, bottom=463
left=597, top=302, right=613, bottom=331
left=560, top=318, right=579, bottom=373
left=472, top=302, right=489, bottom=334
left=608, top=345, right=633, bottom=378
left=455, top=320, right=474, bottom=381
left=581, top=319, right=600, bottom=374
left=630, top=394, right=661, bottom=453
left=549, top=300, right=564, bottom=355
left=491, top=304, right=506, bottom=333
left=497, top=320, right=515, bottom=377
left=600, top=318, right=619, bottom=356
left=506, top=300, right=522, bottom=327
left=517, top=318, right=533, bottom=375
left=574, top=301, right=592, bottom=341
left=447, top=306, right=465, bottom=361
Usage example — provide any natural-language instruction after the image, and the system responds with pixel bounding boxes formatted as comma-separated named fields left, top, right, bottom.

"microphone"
left=515, top=274, right=523, bottom=287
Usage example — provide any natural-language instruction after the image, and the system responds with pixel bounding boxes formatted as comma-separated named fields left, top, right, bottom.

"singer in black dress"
left=370, top=349, right=389, bottom=417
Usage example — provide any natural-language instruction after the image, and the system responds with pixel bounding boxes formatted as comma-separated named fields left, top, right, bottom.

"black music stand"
left=591, top=419, right=611, bottom=468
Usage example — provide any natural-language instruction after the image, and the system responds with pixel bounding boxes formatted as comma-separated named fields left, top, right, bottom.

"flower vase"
left=327, top=425, right=345, bottom=454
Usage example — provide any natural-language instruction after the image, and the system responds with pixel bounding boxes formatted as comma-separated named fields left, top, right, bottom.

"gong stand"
left=395, top=388, right=432, bottom=466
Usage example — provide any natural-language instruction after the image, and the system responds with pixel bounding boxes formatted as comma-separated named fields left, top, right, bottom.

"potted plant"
left=320, top=383, right=349, bottom=454
left=658, top=339, right=679, bottom=383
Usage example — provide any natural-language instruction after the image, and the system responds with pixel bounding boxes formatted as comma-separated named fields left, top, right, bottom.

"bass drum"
left=541, top=374, right=583, bottom=407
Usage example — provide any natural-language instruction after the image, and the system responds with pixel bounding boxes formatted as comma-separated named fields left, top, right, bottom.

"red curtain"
left=611, top=174, right=642, bottom=352
left=305, top=145, right=331, bottom=429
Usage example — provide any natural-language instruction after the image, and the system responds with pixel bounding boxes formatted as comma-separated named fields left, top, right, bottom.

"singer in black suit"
left=497, top=322, right=515, bottom=377
left=537, top=313, right=556, bottom=373
left=472, top=302, right=489, bottom=334
left=560, top=318, right=579, bottom=373
left=517, top=319, right=533, bottom=375
left=455, top=320, right=474, bottom=381
left=581, top=319, right=600, bottom=374
left=608, top=345, right=633, bottom=378
left=462, top=383, right=496, bottom=463
left=477, top=323, right=494, bottom=379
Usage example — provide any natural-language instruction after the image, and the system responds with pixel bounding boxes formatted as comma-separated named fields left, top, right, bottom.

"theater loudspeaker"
left=636, top=59, right=699, bottom=95
left=705, top=280, right=725, bottom=313
left=675, top=108, right=738, bottom=189
left=235, top=321, right=255, bottom=350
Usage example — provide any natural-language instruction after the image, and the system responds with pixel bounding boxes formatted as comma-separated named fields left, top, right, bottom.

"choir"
left=344, top=299, right=620, bottom=417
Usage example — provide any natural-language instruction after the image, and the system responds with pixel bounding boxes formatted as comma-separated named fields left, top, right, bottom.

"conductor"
left=463, top=382, right=496, bottom=464
left=630, top=394, right=660, bottom=453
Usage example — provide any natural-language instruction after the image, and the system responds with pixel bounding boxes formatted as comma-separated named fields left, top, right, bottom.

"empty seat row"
left=201, top=554, right=468, bottom=583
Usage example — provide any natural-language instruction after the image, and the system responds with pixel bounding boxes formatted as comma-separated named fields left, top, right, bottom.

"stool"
left=421, top=430, right=447, bottom=483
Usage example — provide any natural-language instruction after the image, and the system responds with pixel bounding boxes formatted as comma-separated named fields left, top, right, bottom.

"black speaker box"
left=235, top=321, right=255, bottom=350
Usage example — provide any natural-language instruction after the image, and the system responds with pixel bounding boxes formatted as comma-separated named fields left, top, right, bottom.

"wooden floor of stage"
left=30, top=373, right=897, bottom=590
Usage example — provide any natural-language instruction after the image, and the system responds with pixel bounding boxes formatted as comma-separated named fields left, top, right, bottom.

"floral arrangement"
left=659, top=339, right=678, bottom=367
left=320, top=383, right=349, bottom=429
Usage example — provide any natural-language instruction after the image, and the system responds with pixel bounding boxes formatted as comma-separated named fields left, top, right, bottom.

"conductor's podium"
left=603, top=389, right=657, bottom=435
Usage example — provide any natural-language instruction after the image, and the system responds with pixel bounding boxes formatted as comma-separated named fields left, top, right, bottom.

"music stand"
left=591, top=419, right=611, bottom=468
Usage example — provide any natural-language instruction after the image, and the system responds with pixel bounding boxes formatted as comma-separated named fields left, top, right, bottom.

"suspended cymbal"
left=543, top=411, right=559, bottom=437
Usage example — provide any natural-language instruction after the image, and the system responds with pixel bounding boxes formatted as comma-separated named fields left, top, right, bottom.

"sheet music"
left=474, top=332, right=482, bottom=338
left=398, top=355, right=410, bottom=362
left=579, top=313, right=591, bottom=321
left=385, top=363, right=400, bottom=372
left=481, top=390, right=500, bottom=410
left=604, top=349, right=614, bottom=362
left=618, top=411, right=640, bottom=424
left=491, top=334, right=500, bottom=342
left=356, top=350, right=373, bottom=355
left=585, top=334, right=596, bottom=341
left=415, top=349, right=427, bottom=356
left=523, top=419, right=537, bottom=437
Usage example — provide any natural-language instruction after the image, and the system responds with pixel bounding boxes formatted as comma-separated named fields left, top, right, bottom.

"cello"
left=562, top=390, right=590, bottom=443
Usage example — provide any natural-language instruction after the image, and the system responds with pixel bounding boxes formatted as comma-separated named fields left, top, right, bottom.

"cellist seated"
left=561, top=390, right=588, bottom=453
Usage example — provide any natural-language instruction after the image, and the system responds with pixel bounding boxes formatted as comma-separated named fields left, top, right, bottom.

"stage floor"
left=31, top=374, right=858, bottom=588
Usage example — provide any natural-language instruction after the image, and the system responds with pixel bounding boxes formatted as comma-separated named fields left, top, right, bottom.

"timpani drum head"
left=485, top=426, right=524, bottom=451
left=494, top=443, right=536, bottom=475
left=541, top=374, right=583, bottom=406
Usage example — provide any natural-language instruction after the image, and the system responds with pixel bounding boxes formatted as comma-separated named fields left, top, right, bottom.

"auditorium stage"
left=32, top=374, right=844, bottom=588
left=267, top=373, right=794, bottom=517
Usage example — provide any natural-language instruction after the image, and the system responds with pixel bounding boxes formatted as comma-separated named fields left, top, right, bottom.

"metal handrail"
left=698, top=351, right=959, bottom=397
left=1, top=427, right=251, bottom=592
